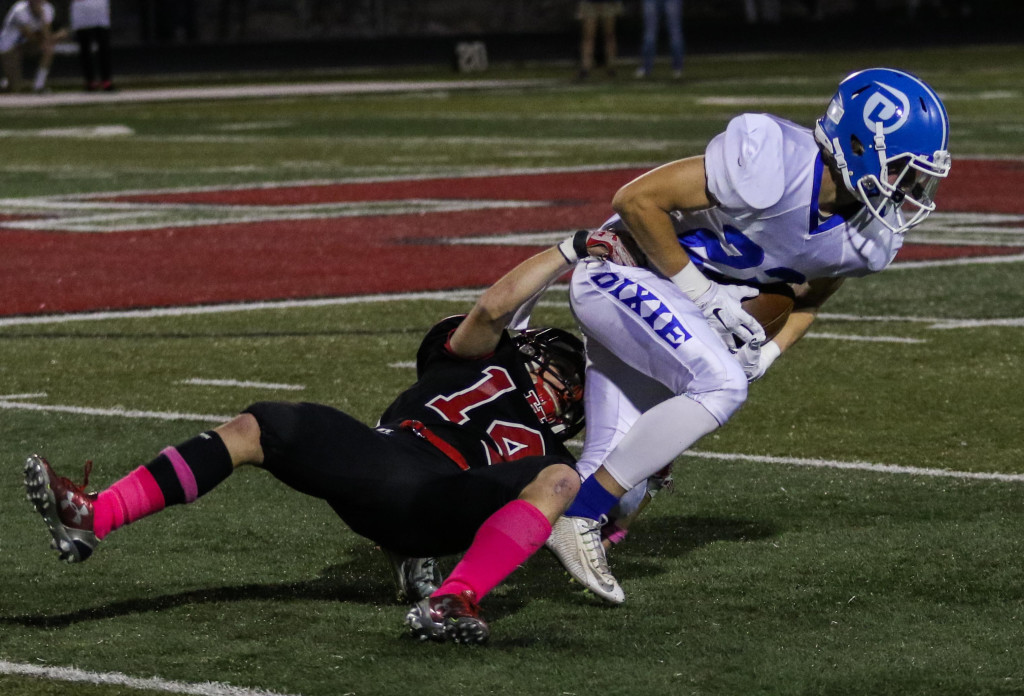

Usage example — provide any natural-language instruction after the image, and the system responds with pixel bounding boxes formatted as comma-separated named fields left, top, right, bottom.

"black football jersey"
left=378, top=315, right=573, bottom=469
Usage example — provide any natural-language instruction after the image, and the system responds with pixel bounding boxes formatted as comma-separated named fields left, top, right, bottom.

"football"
left=741, top=286, right=795, bottom=340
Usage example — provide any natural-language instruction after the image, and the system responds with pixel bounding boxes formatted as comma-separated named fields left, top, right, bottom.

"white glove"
left=691, top=281, right=765, bottom=350
left=558, top=229, right=640, bottom=267
left=736, top=339, right=781, bottom=382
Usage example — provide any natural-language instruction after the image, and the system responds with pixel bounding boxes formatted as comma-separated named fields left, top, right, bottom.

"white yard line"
left=0, top=400, right=229, bottom=423
left=0, top=79, right=556, bottom=109
left=181, top=378, right=305, bottom=391
left=681, top=450, right=1024, bottom=483
left=802, top=333, right=926, bottom=344
left=0, top=660, right=303, bottom=696
left=888, top=252, right=1024, bottom=269
left=0, top=285, right=1020, bottom=332
left=1, top=396, right=1017, bottom=482
left=0, top=289, right=483, bottom=328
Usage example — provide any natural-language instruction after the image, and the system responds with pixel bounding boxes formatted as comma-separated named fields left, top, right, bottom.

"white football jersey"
left=0, top=1, right=55, bottom=53
left=610, top=113, right=905, bottom=286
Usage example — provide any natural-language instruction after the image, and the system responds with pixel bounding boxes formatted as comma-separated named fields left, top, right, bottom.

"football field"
left=1, top=45, right=1023, bottom=696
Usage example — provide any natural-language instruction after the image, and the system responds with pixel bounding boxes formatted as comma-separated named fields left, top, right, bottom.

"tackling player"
left=22, top=232, right=630, bottom=645
left=545, top=67, right=953, bottom=603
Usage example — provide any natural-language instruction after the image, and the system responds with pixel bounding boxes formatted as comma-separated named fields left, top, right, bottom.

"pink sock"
left=93, top=466, right=166, bottom=540
left=435, top=499, right=552, bottom=601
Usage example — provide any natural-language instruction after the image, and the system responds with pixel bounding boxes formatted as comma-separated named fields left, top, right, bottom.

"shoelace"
left=579, top=519, right=615, bottom=578
left=56, top=459, right=93, bottom=494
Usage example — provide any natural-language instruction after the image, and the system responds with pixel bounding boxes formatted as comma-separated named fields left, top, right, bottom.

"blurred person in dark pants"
left=576, top=0, right=623, bottom=80
left=636, top=0, right=684, bottom=79
left=70, top=0, right=113, bottom=91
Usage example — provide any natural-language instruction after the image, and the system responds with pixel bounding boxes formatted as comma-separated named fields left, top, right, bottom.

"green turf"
left=1, top=45, right=1023, bottom=696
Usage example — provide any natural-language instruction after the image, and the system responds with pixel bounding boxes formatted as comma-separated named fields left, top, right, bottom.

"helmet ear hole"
left=850, top=134, right=865, bottom=156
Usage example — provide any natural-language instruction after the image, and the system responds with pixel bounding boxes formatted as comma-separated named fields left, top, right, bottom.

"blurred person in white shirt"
left=0, top=0, right=66, bottom=92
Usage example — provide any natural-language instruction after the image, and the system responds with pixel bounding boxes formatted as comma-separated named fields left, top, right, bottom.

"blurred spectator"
left=576, top=0, right=623, bottom=80
left=636, top=0, right=684, bottom=79
left=217, top=0, right=248, bottom=40
left=907, top=0, right=972, bottom=18
left=70, top=0, right=114, bottom=91
left=0, top=0, right=66, bottom=92
left=743, top=0, right=780, bottom=23
left=154, top=0, right=196, bottom=43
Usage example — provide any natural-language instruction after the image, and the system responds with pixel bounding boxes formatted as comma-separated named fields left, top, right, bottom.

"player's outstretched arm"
left=448, top=246, right=573, bottom=359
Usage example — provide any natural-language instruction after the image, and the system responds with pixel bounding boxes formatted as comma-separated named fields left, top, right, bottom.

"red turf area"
left=0, top=163, right=1019, bottom=317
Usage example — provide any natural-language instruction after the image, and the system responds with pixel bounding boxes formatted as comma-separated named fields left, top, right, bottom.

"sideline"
left=0, top=79, right=554, bottom=109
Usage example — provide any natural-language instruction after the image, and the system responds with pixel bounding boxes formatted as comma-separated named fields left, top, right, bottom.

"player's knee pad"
left=689, top=365, right=748, bottom=426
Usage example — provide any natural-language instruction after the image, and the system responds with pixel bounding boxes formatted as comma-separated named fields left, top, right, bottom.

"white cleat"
left=545, top=515, right=625, bottom=604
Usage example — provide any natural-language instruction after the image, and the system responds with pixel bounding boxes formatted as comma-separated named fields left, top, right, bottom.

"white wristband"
left=669, top=263, right=712, bottom=300
left=557, top=237, right=578, bottom=265
left=760, top=340, right=782, bottom=368
left=557, top=230, right=588, bottom=265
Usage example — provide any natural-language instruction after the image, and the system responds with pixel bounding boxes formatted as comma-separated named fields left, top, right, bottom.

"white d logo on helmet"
left=862, top=82, right=911, bottom=135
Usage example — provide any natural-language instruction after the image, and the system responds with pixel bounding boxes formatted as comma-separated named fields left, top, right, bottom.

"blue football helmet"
left=814, top=68, right=951, bottom=234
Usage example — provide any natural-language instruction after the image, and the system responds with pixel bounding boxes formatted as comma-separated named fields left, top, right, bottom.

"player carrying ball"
left=546, top=67, right=953, bottom=603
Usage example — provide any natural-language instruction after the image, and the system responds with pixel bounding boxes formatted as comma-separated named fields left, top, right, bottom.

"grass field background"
left=1, top=45, right=1023, bottom=695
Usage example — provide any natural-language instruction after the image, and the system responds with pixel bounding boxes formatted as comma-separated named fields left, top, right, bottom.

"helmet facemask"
left=514, top=328, right=585, bottom=440
left=814, top=68, right=952, bottom=236
left=852, top=128, right=951, bottom=234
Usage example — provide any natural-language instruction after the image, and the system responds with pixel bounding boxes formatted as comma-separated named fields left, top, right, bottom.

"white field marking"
left=697, top=96, right=828, bottom=107
left=0, top=287, right=1020, bottom=334
left=890, top=252, right=1024, bottom=269
left=128, top=133, right=699, bottom=152
left=28, top=157, right=1018, bottom=202
left=0, top=125, right=134, bottom=138
left=559, top=441, right=1024, bottom=482
left=0, top=79, right=557, bottom=109
left=0, top=289, right=484, bottom=329
left=0, top=399, right=229, bottom=423
left=802, top=333, right=926, bottom=344
left=388, top=361, right=417, bottom=369
left=913, top=211, right=1024, bottom=246
left=450, top=213, right=1024, bottom=250
left=216, top=120, right=293, bottom=132
left=819, top=313, right=1024, bottom=330
left=929, top=317, right=1024, bottom=329
left=681, top=450, right=1024, bottom=483
left=697, top=91, right=1018, bottom=107
left=0, top=392, right=47, bottom=399
left=0, top=198, right=547, bottom=234
left=0, top=659, right=303, bottom=696
left=449, top=230, right=570, bottom=246
left=7, top=397, right=1021, bottom=483
left=180, top=378, right=305, bottom=391
left=57, top=162, right=655, bottom=200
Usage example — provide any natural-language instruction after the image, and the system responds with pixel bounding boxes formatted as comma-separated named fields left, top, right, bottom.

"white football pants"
left=570, top=260, right=748, bottom=492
